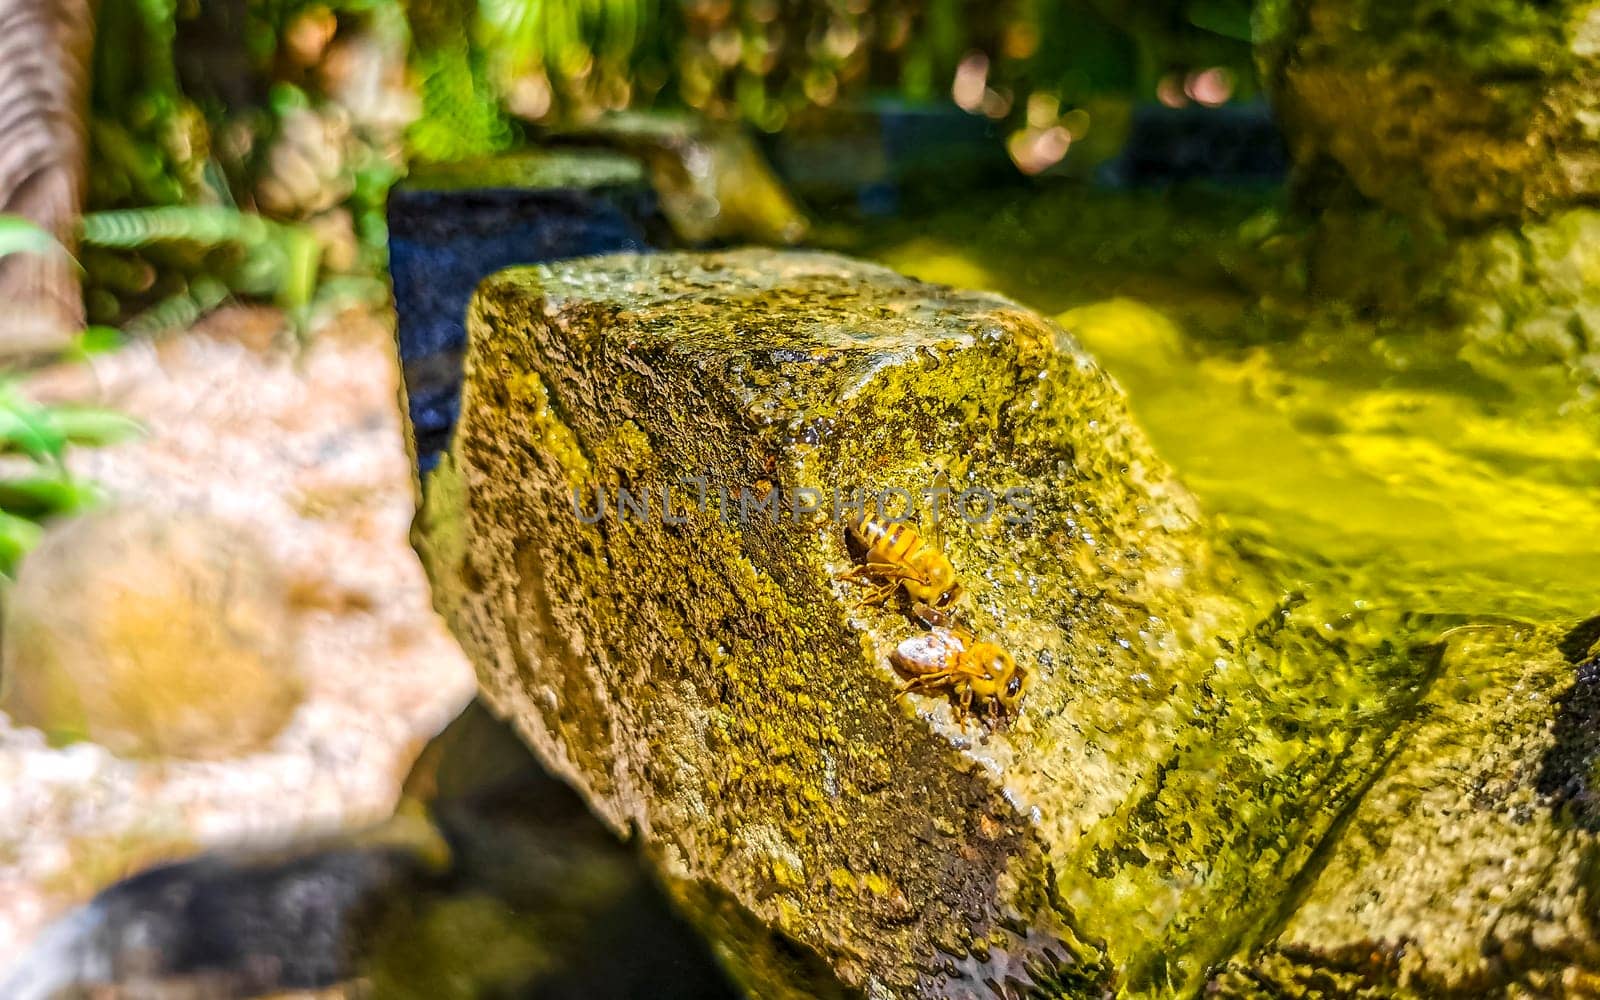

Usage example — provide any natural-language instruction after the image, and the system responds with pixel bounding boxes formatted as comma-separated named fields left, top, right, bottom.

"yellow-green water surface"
left=828, top=186, right=1600, bottom=623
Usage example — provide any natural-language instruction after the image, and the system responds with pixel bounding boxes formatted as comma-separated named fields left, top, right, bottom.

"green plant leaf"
left=0, top=508, right=45, bottom=576
left=0, top=391, right=139, bottom=459
left=69, top=326, right=127, bottom=359
left=0, top=215, right=64, bottom=258
left=49, top=407, right=143, bottom=447
left=0, top=472, right=100, bottom=518
left=0, top=395, right=67, bottom=462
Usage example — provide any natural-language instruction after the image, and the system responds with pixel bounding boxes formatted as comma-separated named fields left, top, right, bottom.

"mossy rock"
left=1257, top=0, right=1600, bottom=226
left=1209, top=622, right=1600, bottom=997
left=557, top=112, right=810, bottom=247
left=415, top=249, right=1452, bottom=997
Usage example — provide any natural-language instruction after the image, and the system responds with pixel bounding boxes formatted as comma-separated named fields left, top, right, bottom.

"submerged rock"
left=1211, top=622, right=1600, bottom=996
left=415, top=249, right=1439, bottom=996
left=1, top=505, right=303, bottom=759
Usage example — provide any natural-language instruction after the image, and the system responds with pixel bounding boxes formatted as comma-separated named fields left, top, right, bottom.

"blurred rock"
left=1228, top=202, right=1600, bottom=385
left=255, top=106, right=355, bottom=220
left=1258, top=0, right=1600, bottom=227
left=1247, top=0, right=1600, bottom=393
left=2, top=841, right=427, bottom=1000
left=1, top=504, right=303, bottom=760
left=305, top=208, right=362, bottom=275
left=0, top=305, right=475, bottom=960
left=561, top=111, right=810, bottom=245
left=1448, top=207, right=1600, bottom=384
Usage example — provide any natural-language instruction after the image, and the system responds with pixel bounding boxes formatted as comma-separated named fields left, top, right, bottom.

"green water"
left=827, top=186, right=1600, bottom=624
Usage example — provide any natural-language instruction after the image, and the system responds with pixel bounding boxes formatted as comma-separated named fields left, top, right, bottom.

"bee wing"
left=928, top=468, right=950, bottom=549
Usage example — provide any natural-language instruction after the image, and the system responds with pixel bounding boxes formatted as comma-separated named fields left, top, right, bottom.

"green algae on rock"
left=1250, top=0, right=1600, bottom=387
left=401, top=148, right=647, bottom=193
left=1257, top=0, right=1600, bottom=228
left=556, top=112, right=810, bottom=246
left=415, top=249, right=1439, bottom=997
left=1210, top=623, right=1600, bottom=997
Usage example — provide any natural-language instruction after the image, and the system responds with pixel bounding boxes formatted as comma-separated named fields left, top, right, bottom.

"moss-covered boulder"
left=558, top=112, right=810, bottom=247
left=1257, top=0, right=1600, bottom=227
left=415, top=249, right=1447, bottom=997
left=1210, top=622, right=1600, bottom=996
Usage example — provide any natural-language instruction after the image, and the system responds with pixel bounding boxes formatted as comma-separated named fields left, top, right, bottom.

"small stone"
left=1, top=504, right=303, bottom=759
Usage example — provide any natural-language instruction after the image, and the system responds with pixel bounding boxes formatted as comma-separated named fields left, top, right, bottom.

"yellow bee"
left=837, top=509, right=963, bottom=612
left=890, top=627, right=1027, bottom=721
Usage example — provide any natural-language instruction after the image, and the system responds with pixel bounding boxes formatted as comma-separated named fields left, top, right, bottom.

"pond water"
left=828, top=185, right=1600, bottom=625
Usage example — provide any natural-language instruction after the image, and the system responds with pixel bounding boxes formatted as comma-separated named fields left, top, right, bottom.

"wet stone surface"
left=1210, top=622, right=1600, bottom=998
left=413, top=248, right=1523, bottom=997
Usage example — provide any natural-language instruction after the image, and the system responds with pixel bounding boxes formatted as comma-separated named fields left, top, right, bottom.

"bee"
left=890, top=627, right=1027, bottom=721
left=836, top=508, right=963, bottom=612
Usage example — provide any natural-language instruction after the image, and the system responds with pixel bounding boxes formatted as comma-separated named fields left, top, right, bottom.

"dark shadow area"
left=1536, top=616, right=1600, bottom=831
left=6, top=701, right=746, bottom=999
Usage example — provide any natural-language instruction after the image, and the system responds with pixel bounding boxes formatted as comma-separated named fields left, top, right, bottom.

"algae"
left=1256, top=0, right=1600, bottom=226
left=401, top=149, right=646, bottom=193
left=1210, top=624, right=1600, bottom=996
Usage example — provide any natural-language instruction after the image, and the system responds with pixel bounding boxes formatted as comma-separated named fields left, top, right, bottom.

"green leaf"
left=0, top=396, right=67, bottom=462
left=0, top=391, right=139, bottom=459
left=48, top=407, right=143, bottom=447
left=0, top=215, right=64, bottom=259
left=0, top=473, right=99, bottom=518
left=67, top=326, right=127, bottom=361
left=0, top=508, right=45, bottom=575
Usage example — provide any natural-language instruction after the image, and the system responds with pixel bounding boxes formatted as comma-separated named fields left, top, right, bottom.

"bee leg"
left=898, top=671, right=955, bottom=698
left=861, top=563, right=926, bottom=585
left=854, top=582, right=898, bottom=608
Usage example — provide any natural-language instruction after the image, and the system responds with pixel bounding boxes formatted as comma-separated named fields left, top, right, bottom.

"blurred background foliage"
left=78, top=0, right=1259, bottom=330
left=0, top=217, right=141, bottom=575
